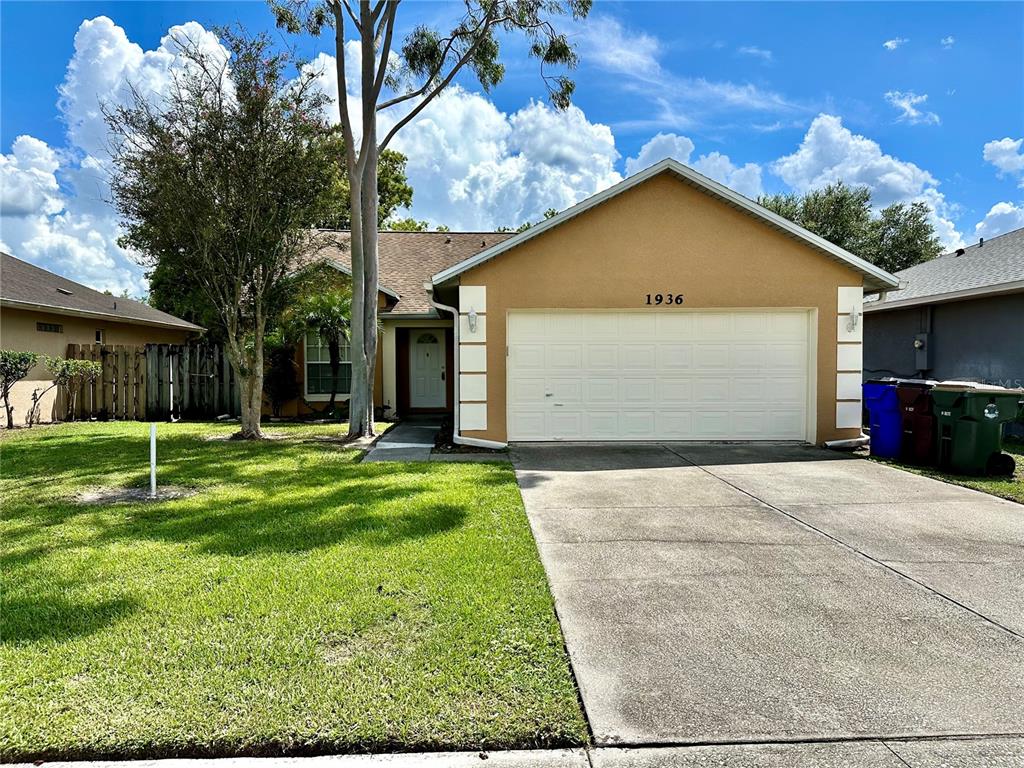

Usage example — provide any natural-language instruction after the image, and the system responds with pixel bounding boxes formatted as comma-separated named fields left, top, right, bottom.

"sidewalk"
left=12, top=736, right=1024, bottom=767
left=362, top=421, right=439, bottom=462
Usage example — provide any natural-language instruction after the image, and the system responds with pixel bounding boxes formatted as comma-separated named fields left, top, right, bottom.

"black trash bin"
left=895, top=380, right=938, bottom=465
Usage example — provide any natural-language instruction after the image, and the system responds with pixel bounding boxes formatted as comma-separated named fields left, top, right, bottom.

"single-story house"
left=863, top=226, right=1024, bottom=389
left=0, top=252, right=202, bottom=425
left=294, top=159, right=899, bottom=446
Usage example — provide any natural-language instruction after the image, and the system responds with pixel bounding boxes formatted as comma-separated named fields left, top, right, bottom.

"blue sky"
left=2, top=1, right=1023, bottom=294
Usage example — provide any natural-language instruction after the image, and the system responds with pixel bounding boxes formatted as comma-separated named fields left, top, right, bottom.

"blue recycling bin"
left=863, top=379, right=902, bottom=459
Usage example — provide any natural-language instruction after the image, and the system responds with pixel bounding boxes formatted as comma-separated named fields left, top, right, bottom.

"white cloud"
left=575, top=16, right=800, bottom=133
left=0, top=16, right=228, bottom=294
left=974, top=202, right=1024, bottom=239
left=737, top=46, right=773, bottom=63
left=941, top=36, right=955, bottom=49
left=884, top=90, right=940, bottom=125
left=624, top=132, right=763, bottom=199
left=577, top=16, right=662, bottom=78
left=773, top=114, right=964, bottom=249
left=883, top=37, right=908, bottom=51
left=983, top=137, right=1024, bottom=186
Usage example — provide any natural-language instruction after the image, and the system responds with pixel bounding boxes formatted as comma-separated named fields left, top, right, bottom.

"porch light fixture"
left=846, top=306, right=860, bottom=333
left=468, top=307, right=478, bottom=333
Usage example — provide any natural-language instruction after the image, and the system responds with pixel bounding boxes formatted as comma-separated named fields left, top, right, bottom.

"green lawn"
left=871, top=437, right=1024, bottom=504
left=0, top=421, right=587, bottom=761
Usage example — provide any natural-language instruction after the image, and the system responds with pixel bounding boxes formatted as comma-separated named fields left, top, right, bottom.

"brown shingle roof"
left=0, top=252, right=203, bottom=331
left=310, top=230, right=514, bottom=314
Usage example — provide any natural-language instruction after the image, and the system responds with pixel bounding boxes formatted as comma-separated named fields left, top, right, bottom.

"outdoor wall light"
left=846, top=306, right=860, bottom=332
left=468, top=307, right=478, bottom=333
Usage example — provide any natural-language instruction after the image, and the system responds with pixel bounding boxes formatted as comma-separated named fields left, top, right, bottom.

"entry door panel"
left=410, top=330, right=445, bottom=408
left=507, top=311, right=809, bottom=441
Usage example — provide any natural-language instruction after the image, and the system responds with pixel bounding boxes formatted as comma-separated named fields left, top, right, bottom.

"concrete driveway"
left=513, top=443, right=1024, bottom=752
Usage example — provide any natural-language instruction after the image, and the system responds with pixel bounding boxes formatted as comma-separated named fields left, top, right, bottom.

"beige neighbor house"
left=0, top=252, right=201, bottom=425
left=299, top=159, right=899, bottom=446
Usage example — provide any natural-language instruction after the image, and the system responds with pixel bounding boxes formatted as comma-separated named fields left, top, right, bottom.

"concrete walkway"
left=14, top=736, right=1024, bottom=766
left=362, top=422, right=439, bottom=462
left=513, top=442, right=1024, bottom=748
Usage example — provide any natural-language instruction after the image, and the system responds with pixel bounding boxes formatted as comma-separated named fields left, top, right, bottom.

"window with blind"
left=304, top=331, right=351, bottom=397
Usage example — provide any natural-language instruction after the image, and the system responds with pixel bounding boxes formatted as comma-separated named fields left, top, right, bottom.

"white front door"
left=507, top=310, right=812, bottom=441
left=410, top=330, right=446, bottom=408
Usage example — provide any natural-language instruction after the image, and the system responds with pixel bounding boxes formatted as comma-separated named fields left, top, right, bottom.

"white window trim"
left=304, top=331, right=353, bottom=402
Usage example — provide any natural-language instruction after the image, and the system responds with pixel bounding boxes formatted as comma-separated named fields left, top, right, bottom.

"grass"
left=870, top=437, right=1024, bottom=504
left=0, top=421, right=588, bottom=761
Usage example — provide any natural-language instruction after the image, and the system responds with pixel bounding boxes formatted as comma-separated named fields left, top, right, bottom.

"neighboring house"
left=291, top=158, right=899, bottom=446
left=863, top=227, right=1024, bottom=388
left=0, top=252, right=202, bottom=425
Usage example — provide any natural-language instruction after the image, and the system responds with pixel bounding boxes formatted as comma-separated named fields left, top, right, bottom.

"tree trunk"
left=3, top=399, right=12, bottom=429
left=225, top=325, right=265, bottom=440
left=358, top=136, right=380, bottom=437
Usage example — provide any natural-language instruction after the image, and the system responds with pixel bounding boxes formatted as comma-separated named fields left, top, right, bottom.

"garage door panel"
left=586, top=378, right=619, bottom=402
left=658, top=343, right=693, bottom=369
left=550, top=410, right=583, bottom=439
left=620, top=314, right=657, bottom=338
left=586, top=344, right=619, bottom=368
left=659, top=411, right=694, bottom=438
left=585, top=411, right=620, bottom=438
left=510, top=377, right=546, bottom=403
left=547, top=344, right=583, bottom=369
left=658, top=378, right=693, bottom=402
left=507, top=311, right=809, bottom=441
left=694, top=344, right=730, bottom=368
left=622, top=344, right=657, bottom=369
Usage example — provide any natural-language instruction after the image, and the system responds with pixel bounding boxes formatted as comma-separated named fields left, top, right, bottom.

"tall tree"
left=271, top=0, right=592, bottom=437
left=108, top=30, right=336, bottom=438
left=759, top=182, right=941, bottom=271
left=147, top=139, right=415, bottom=335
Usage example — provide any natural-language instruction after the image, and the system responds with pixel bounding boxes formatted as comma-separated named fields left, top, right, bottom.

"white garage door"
left=507, top=310, right=811, bottom=441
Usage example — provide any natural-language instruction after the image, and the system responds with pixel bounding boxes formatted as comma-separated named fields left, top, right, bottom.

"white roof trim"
left=864, top=278, right=1024, bottom=313
left=430, top=158, right=899, bottom=290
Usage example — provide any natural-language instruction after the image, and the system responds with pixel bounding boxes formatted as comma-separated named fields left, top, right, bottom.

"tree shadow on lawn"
left=1, top=593, right=138, bottom=646
left=5, top=430, right=489, bottom=556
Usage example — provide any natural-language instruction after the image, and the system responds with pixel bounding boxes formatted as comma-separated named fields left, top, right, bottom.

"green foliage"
left=0, top=421, right=588, bottom=758
left=758, top=182, right=942, bottom=271
left=40, top=357, right=103, bottom=423
left=280, top=263, right=354, bottom=414
left=318, top=138, right=415, bottom=230
left=0, top=350, right=39, bottom=428
left=262, top=332, right=300, bottom=417
left=107, top=28, right=339, bottom=436
left=386, top=217, right=431, bottom=232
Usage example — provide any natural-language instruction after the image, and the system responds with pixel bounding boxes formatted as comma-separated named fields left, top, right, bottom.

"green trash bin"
left=932, top=383, right=1024, bottom=476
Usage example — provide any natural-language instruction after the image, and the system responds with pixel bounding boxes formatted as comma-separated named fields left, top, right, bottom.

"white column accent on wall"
left=458, top=286, right=487, bottom=430
left=836, top=343, right=863, bottom=372
left=459, top=314, right=486, bottom=342
left=835, top=286, right=864, bottom=430
left=460, top=402, right=487, bottom=431
left=460, top=373, right=487, bottom=401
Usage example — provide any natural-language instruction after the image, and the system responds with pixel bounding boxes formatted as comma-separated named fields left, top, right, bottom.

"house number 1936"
left=645, top=293, right=685, bottom=305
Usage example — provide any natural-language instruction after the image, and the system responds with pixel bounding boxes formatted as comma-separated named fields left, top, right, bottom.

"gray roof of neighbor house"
left=0, top=252, right=203, bottom=331
left=865, top=226, right=1024, bottom=312
left=311, top=230, right=514, bottom=315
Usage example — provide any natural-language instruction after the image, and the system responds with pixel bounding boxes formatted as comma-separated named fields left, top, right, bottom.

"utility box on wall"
left=914, top=332, right=931, bottom=372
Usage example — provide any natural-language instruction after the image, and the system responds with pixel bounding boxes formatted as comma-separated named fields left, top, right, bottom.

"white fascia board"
left=430, top=158, right=900, bottom=291
left=863, top=279, right=1024, bottom=313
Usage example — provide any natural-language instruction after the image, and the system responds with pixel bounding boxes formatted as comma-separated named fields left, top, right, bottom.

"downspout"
left=424, top=281, right=507, bottom=450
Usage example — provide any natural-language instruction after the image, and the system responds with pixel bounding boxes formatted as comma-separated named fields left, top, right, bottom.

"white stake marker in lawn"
left=150, top=422, right=157, bottom=498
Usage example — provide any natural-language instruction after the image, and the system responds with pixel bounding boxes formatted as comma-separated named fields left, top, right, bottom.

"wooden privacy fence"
left=63, top=343, right=241, bottom=421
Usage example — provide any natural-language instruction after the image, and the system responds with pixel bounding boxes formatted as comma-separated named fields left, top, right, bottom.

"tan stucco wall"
left=1, top=306, right=191, bottom=425
left=458, top=173, right=864, bottom=444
